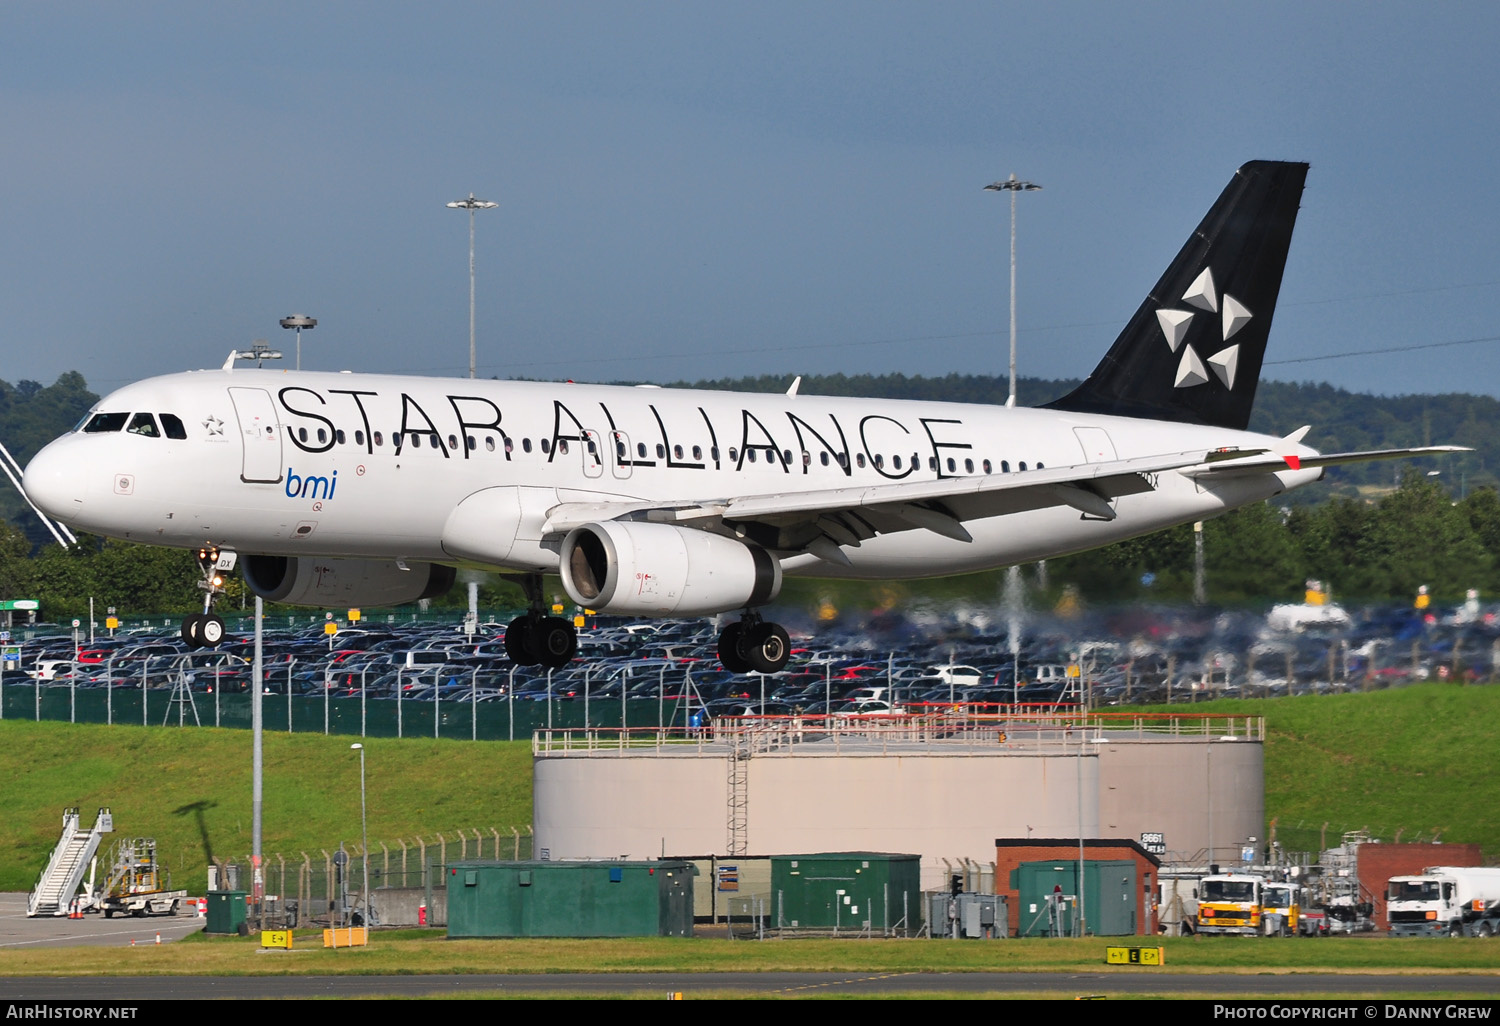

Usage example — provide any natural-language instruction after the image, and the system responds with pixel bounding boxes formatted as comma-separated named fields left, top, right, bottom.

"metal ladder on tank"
left=726, top=738, right=749, bottom=856
left=28, top=807, right=113, bottom=916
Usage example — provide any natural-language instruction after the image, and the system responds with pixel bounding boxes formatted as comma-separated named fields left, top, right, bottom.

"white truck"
left=1387, top=866, right=1500, bottom=937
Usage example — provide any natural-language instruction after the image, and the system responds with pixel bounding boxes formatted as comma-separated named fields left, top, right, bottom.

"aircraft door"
left=1073, top=426, right=1118, bottom=464
left=228, top=387, right=284, bottom=484
left=610, top=430, right=633, bottom=480
left=581, top=429, right=604, bottom=479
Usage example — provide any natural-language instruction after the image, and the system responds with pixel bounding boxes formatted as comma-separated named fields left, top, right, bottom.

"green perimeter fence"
left=0, top=675, right=705, bottom=740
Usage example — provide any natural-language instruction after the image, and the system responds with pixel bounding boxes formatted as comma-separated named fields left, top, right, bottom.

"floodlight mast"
left=279, top=315, right=316, bottom=371
left=983, top=173, right=1041, bottom=408
left=446, top=193, right=498, bottom=379
left=236, top=341, right=283, bottom=369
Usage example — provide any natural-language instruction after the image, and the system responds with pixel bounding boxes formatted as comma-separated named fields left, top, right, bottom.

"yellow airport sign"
left=261, top=930, right=292, bottom=949
left=1105, top=945, right=1165, bottom=965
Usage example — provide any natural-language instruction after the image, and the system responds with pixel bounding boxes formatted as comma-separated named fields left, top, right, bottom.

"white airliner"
left=22, top=161, right=1462, bottom=673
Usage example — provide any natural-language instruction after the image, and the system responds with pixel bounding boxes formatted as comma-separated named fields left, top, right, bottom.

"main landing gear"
left=181, top=545, right=232, bottom=650
left=717, top=612, right=791, bottom=675
left=504, top=574, right=578, bottom=669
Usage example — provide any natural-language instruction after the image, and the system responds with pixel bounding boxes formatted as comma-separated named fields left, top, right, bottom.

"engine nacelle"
left=558, top=521, right=781, bottom=616
left=241, top=556, right=456, bottom=608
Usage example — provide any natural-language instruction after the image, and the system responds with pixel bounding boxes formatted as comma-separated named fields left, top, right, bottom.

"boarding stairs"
left=27, top=807, right=113, bottom=916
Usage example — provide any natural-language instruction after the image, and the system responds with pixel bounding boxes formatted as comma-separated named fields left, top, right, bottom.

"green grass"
left=1147, top=683, right=1500, bottom=856
left=3, top=933, right=1500, bottom=978
left=0, top=722, right=532, bottom=893
left=2, top=682, right=1498, bottom=895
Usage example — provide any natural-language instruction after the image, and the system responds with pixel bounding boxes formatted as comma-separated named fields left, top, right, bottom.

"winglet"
left=786, top=376, right=802, bottom=397
left=1282, top=425, right=1312, bottom=444
left=222, top=351, right=238, bottom=372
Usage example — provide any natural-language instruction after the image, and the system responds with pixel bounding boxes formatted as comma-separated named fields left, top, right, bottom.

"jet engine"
left=241, top=555, right=456, bottom=608
left=558, top=521, right=781, bottom=616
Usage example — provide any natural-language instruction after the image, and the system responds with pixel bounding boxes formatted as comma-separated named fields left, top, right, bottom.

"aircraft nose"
left=22, top=441, right=84, bottom=522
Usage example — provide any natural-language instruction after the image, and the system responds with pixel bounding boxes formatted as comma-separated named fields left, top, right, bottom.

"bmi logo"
left=1156, top=267, right=1250, bottom=390
left=285, top=467, right=337, bottom=500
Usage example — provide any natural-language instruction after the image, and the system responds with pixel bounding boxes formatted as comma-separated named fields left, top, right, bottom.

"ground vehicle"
left=1195, top=873, right=1298, bottom=936
left=1388, top=867, right=1500, bottom=937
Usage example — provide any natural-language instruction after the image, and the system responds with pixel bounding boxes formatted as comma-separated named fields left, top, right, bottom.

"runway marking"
left=774, top=972, right=917, bottom=993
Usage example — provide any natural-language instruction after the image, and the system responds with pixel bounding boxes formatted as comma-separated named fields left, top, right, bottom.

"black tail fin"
left=1045, top=160, right=1309, bottom=431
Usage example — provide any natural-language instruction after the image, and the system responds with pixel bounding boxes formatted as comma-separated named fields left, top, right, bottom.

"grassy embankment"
left=0, top=683, right=1495, bottom=895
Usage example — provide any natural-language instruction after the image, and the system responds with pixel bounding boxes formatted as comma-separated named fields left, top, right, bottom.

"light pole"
left=350, top=743, right=370, bottom=926
left=446, top=193, right=498, bottom=379
left=983, top=173, right=1041, bottom=408
left=279, top=315, right=316, bottom=371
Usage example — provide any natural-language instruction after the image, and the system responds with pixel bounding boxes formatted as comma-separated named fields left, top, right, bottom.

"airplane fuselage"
left=24, top=368, right=1317, bottom=581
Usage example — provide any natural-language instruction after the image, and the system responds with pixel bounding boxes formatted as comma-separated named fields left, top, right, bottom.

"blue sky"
left=4, top=2, right=1499, bottom=399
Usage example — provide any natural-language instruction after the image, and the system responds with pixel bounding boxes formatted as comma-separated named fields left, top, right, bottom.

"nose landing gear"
left=181, top=546, right=233, bottom=649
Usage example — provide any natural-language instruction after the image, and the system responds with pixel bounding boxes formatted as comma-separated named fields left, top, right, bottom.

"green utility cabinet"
left=446, top=861, right=693, bottom=938
left=771, top=853, right=922, bottom=933
left=1013, top=860, right=1138, bottom=937
left=204, top=890, right=247, bottom=935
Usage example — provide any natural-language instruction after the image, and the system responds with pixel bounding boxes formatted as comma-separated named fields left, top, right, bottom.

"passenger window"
left=656, top=444, right=666, bottom=459
left=411, top=434, right=422, bottom=449
left=803, top=451, right=811, bottom=467
left=159, top=414, right=187, bottom=440
left=874, top=454, right=884, bottom=469
left=500, top=437, right=509, bottom=454
left=1018, top=461, right=1027, bottom=471
left=1036, top=462, right=1044, bottom=469
left=540, top=439, right=551, bottom=454
left=711, top=447, right=720, bottom=461
left=946, top=457, right=956, bottom=472
left=637, top=442, right=647, bottom=458
left=1001, top=460, right=1010, bottom=472
left=965, top=458, right=974, bottom=473
left=782, top=449, right=792, bottom=466
left=374, top=431, right=384, bottom=447
left=523, top=438, right=533, bottom=453
left=127, top=413, right=160, bottom=437
left=929, top=456, right=937, bottom=471
left=298, top=427, right=308, bottom=443
left=449, top=434, right=459, bottom=450
left=983, top=459, right=992, bottom=474
left=693, top=445, right=703, bottom=460
left=748, top=449, right=757, bottom=463
left=558, top=439, right=569, bottom=455
left=355, top=430, right=365, bottom=446
left=729, top=448, right=738, bottom=462
left=837, top=453, right=848, bottom=469
left=820, top=452, right=829, bottom=467
left=893, top=455, right=902, bottom=470
left=429, top=433, right=440, bottom=449
left=316, top=428, right=327, bottom=444
left=856, top=453, right=866, bottom=468
left=673, top=444, right=683, bottom=459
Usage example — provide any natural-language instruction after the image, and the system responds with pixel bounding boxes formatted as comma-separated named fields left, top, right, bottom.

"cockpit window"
left=126, top=413, right=160, bottom=437
left=159, top=414, right=187, bottom=440
left=83, top=412, right=129, bottom=433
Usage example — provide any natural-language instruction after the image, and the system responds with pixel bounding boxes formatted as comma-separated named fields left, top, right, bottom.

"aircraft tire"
left=181, top=614, right=202, bottom=648
left=743, top=622, right=790, bottom=674
left=718, top=622, right=752, bottom=674
left=200, top=615, right=225, bottom=647
left=536, top=617, right=577, bottom=668
left=504, top=615, right=540, bottom=666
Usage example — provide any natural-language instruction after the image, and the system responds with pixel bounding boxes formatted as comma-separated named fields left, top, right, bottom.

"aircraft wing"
left=541, top=442, right=1468, bottom=564
left=1178, top=445, right=1470, bottom=480
left=542, top=447, right=1259, bottom=562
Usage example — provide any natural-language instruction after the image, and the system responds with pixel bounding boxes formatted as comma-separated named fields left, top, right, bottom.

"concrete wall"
left=1096, top=738, right=1263, bottom=864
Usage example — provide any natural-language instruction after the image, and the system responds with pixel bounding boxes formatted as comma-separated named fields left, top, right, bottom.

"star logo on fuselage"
left=203, top=415, right=224, bottom=436
left=1155, top=267, right=1250, bottom=390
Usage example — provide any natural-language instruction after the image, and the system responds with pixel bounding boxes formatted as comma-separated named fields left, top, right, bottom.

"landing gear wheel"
left=743, top=622, right=791, bottom=674
left=718, top=621, right=752, bottom=674
left=199, top=615, right=225, bottom=647
left=181, top=614, right=202, bottom=646
left=536, top=617, right=578, bottom=668
left=504, top=615, right=539, bottom=666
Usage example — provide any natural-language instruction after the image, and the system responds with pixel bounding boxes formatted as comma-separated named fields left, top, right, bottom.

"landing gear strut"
left=181, top=546, right=232, bottom=650
left=503, top=574, right=577, bottom=669
left=718, top=612, right=790, bottom=675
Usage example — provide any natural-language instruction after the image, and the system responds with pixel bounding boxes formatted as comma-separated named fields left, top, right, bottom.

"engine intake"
left=559, top=521, right=781, bottom=616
